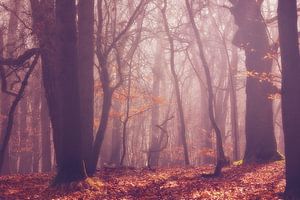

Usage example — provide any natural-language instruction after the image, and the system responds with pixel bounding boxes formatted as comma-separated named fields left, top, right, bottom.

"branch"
left=105, top=0, right=148, bottom=55
left=0, top=2, right=32, bottom=31
left=0, top=48, right=39, bottom=96
left=265, top=8, right=300, bottom=24
left=147, top=116, right=174, bottom=154
left=0, top=48, right=39, bottom=66
left=0, top=66, right=17, bottom=96
left=0, top=54, right=39, bottom=173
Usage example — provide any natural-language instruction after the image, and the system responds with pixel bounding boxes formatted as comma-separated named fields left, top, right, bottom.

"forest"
left=0, top=0, right=299, bottom=199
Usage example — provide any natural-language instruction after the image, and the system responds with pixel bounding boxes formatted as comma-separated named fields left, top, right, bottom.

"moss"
left=233, top=160, right=244, bottom=166
left=50, top=177, right=103, bottom=192
left=234, top=151, right=284, bottom=166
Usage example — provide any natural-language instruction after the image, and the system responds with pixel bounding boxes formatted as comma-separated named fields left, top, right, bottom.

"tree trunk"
left=19, top=96, right=32, bottom=174
left=229, top=47, right=240, bottom=161
left=30, top=0, right=63, bottom=169
left=161, top=1, right=190, bottom=166
left=0, top=0, right=21, bottom=175
left=185, top=0, right=227, bottom=176
left=0, top=27, right=10, bottom=175
left=278, top=0, right=300, bottom=198
left=78, top=0, right=95, bottom=175
left=31, top=80, right=41, bottom=172
left=52, top=0, right=87, bottom=184
left=109, top=101, right=122, bottom=166
left=41, top=93, right=52, bottom=172
left=230, top=0, right=281, bottom=163
left=148, top=39, right=163, bottom=168
left=91, top=82, right=112, bottom=173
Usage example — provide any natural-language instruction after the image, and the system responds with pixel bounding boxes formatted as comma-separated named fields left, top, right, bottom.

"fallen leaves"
left=0, top=161, right=285, bottom=199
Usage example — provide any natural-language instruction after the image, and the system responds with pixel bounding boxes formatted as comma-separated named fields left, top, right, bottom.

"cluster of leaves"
left=0, top=161, right=285, bottom=199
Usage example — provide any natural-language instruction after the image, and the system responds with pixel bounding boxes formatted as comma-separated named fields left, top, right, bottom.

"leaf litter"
left=0, top=161, right=285, bottom=199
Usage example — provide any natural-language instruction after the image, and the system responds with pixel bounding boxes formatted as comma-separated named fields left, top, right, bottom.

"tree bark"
left=278, top=0, right=300, bottom=198
left=19, top=96, right=32, bottom=174
left=0, top=0, right=21, bottom=175
left=148, top=36, right=163, bottom=168
left=52, top=0, right=87, bottom=184
left=31, top=79, right=41, bottom=172
left=109, top=101, right=122, bottom=166
left=78, top=0, right=95, bottom=175
left=30, top=0, right=63, bottom=169
left=41, top=92, right=52, bottom=172
left=0, top=26, right=10, bottom=175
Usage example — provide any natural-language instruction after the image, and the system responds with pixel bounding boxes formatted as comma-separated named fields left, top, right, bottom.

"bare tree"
left=229, top=0, right=281, bottom=163
left=185, top=0, right=228, bottom=176
left=161, top=0, right=190, bottom=166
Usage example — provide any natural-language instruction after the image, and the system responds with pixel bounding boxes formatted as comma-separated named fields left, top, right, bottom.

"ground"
left=0, top=161, right=285, bottom=199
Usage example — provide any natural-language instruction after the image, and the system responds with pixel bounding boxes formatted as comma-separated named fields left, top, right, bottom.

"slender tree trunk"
left=120, top=64, right=133, bottom=166
left=19, top=96, right=32, bottom=174
left=148, top=36, right=163, bottom=168
left=186, top=0, right=227, bottom=176
left=91, top=80, right=112, bottom=173
left=0, top=28, right=10, bottom=175
left=228, top=47, right=239, bottom=161
left=278, top=1, right=300, bottom=198
left=189, top=48, right=213, bottom=165
left=109, top=101, right=122, bottom=166
left=41, top=93, right=52, bottom=172
left=161, top=1, right=190, bottom=166
left=31, top=80, right=41, bottom=172
left=0, top=56, right=38, bottom=175
left=0, top=0, right=21, bottom=175
left=78, top=0, right=95, bottom=175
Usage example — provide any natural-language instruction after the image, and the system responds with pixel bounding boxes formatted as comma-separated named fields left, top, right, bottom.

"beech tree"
left=229, top=0, right=281, bottom=163
left=52, top=0, right=87, bottom=184
left=185, top=0, right=228, bottom=175
left=161, top=0, right=190, bottom=166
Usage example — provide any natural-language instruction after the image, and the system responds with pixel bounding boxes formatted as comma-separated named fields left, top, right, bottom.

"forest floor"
left=0, top=160, right=285, bottom=200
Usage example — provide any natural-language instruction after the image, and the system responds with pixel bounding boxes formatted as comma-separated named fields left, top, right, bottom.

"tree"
left=19, top=95, right=32, bottom=174
left=52, top=0, right=87, bottom=184
left=0, top=0, right=21, bottom=175
left=278, top=0, right=300, bottom=198
left=161, top=0, right=190, bottom=166
left=30, top=0, right=61, bottom=169
left=91, top=0, right=148, bottom=174
left=109, top=101, right=122, bottom=166
left=229, top=0, right=281, bottom=163
left=185, top=0, right=228, bottom=176
left=41, top=93, right=52, bottom=172
left=0, top=50, right=39, bottom=174
left=148, top=34, right=164, bottom=168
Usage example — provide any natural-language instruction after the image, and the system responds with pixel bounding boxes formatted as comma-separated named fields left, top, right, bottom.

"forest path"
left=0, top=161, right=285, bottom=199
